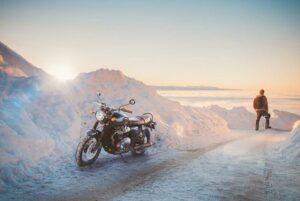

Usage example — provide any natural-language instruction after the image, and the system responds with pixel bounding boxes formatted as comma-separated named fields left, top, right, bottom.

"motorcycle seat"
left=128, top=114, right=152, bottom=126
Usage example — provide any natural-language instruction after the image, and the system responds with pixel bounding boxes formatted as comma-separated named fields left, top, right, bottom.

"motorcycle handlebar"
left=98, top=100, right=133, bottom=114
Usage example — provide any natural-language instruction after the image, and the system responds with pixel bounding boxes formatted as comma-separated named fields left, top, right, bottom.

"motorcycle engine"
left=114, top=125, right=131, bottom=152
left=115, top=125, right=130, bottom=135
left=116, top=137, right=131, bottom=152
left=130, top=128, right=145, bottom=144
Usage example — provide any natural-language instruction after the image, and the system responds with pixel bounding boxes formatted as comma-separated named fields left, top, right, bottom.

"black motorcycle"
left=76, top=93, right=156, bottom=167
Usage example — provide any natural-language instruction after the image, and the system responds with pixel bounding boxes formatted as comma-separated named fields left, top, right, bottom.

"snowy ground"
left=1, top=129, right=299, bottom=201
left=112, top=130, right=300, bottom=201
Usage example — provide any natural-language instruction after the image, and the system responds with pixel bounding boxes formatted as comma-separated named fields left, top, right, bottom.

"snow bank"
left=0, top=69, right=230, bottom=191
left=280, top=121, right=300, bottom=162
left=207, top=105, right=300, bottom=131
left=72, top=69, right=231, bottom=143
left=271, top=110, right=300, bottom=131
left=0, top=78, right=81, bottom=190
left=208, top=105, right=255, bottom=129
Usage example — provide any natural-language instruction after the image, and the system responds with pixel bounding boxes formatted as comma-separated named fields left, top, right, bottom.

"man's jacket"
left=253, top=95, right=268, bottom=112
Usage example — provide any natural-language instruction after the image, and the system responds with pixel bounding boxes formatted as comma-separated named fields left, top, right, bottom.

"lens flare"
left=46, top=64, right=77, bottom=81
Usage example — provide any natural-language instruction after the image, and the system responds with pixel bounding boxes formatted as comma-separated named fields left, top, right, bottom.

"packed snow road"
left=2, top=130, right=300, bottom=201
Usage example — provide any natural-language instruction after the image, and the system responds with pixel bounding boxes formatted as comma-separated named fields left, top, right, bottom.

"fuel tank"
left=111, top=111, right=128, bottom=125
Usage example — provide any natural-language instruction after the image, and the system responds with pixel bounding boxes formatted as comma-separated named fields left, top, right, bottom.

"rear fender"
left=150, top=122, right=156, bottom=129
left=146, top=122, right=156, bottom=130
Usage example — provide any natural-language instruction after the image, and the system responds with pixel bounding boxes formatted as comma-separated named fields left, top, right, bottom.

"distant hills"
left=152, top=85, right=230, bottom=91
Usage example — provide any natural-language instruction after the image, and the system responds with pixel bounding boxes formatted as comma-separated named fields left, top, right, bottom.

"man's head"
left=259, top=89, right=265, bottom=95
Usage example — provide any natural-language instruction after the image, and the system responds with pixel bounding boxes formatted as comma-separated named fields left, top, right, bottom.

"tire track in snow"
left=263, top=142, right=273, bottom=201
left=220, top=134, right=286, bottom=201
left=56, top=136, right=248, bottom=201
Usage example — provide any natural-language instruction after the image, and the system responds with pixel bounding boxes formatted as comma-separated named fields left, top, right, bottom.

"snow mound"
left=208, top=105, right=255, bottom=129
left=280, top=121, right=300, bottom=161
left=72, top=69, right=231, bottom=147
left=208, top=105, right=300, bottom=131
left=271, top=110, right=300, bottom=131
left=0, top=69, right=230, bottom=191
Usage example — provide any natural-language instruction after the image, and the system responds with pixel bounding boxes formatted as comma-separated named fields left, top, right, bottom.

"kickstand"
left=120, top=153, right=128, bottom=163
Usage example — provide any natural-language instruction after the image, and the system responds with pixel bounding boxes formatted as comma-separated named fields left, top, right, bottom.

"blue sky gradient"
left=0, top=0, right=299, bottom=92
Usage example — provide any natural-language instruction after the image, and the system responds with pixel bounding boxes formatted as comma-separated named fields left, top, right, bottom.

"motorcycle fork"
left=92, top=130, right=103, bottom=153
left=93, top=121, right=100, bottom=130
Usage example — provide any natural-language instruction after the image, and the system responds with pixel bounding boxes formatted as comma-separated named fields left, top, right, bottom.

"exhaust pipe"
left=134, top=142, right=153, bottom=150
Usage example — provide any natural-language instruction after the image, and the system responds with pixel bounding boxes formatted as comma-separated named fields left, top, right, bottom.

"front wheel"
left=76, top=135, right=101, bottom=167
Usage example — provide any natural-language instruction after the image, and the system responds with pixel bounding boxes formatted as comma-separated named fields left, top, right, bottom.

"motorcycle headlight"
left=95, top=110, right=105, bottom=121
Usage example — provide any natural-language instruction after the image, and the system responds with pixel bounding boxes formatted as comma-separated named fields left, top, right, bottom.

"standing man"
left=253, top=89, right=271, bottom=130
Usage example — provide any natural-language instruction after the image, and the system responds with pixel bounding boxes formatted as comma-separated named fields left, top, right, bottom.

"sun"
left=46, top=64, right=77, bottom=81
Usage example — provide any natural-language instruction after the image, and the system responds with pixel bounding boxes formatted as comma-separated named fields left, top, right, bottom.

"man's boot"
left=255, top=118, right=260, bottom=131
left=265, top=114, right=271, bottom=129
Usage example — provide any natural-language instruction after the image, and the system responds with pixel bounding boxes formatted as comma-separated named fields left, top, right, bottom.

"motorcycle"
left=75, top=92, right=156, bottom=167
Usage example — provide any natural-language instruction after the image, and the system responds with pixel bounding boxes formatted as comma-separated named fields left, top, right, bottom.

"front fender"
left=86, top=129, right=102, bottom=138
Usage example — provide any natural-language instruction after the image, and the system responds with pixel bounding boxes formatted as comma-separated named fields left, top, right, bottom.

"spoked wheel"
left=76, top=136, right=101, bottom=167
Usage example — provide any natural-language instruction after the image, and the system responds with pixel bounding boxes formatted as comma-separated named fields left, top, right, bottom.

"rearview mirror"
left=129, top=99, right=135, bottom=105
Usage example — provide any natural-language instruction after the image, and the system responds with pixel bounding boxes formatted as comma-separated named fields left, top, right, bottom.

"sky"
left=0, top=0, right=300, bottom=92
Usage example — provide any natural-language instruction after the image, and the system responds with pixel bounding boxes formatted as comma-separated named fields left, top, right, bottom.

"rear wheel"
left=76, top=136, right=101, bottom=167
left=131, top=134, right=147, bottom=155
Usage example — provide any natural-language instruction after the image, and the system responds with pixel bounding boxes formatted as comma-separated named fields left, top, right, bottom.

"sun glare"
left=47, top=64, right=77, bottom=81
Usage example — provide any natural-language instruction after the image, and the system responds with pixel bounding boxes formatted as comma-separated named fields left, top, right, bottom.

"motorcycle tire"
left=76, top=135, right=101, bottom=167
left=131, top=128, right=150, bottom=155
